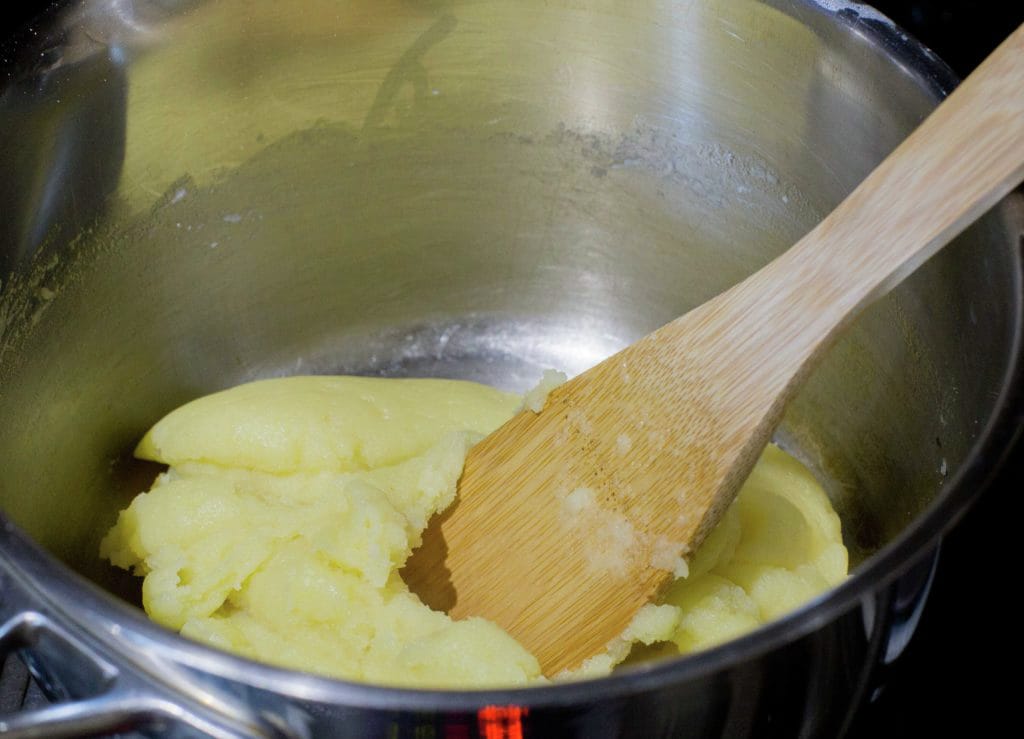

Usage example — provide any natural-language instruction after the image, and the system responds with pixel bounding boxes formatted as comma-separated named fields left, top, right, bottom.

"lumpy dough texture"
left=101, top=376, right=847, bottom=687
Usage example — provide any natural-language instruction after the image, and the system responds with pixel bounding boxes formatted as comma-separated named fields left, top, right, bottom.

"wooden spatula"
left=404, top=23, right=1024, bottom=676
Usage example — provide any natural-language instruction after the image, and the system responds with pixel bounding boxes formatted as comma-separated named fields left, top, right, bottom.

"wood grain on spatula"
left=404, top=23, right=1024, bottom=676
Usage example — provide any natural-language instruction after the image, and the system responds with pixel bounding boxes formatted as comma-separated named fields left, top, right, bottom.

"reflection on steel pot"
left=1, top=0, right=1021, bottom=736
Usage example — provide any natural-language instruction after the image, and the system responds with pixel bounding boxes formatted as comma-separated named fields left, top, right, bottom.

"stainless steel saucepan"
left=1, top=1, right=1021, bottom=736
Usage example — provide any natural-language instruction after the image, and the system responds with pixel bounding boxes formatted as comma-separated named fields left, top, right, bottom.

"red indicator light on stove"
left=478, top=704, right=528, bottom=739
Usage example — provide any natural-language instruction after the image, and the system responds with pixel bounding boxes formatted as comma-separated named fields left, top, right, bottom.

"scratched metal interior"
left=0, top=0, right=1018, bottom=633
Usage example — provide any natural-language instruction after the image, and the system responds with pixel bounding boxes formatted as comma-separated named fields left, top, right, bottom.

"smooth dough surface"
left=101, top=375, right=847, bottom=687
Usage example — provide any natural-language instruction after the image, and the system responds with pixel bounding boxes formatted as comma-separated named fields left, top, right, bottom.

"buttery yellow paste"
left=101, top=375, right=847, bottom=688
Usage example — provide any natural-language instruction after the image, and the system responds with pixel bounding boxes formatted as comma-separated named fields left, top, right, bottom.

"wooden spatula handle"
left=641, top=20, right=1024, bottom=470
left=626, top=20, right=1024, bottom=563
left=728, top=21, right=1024, bottom=364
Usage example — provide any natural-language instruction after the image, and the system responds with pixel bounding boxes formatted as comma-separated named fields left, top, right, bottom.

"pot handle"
left=0, top=519, right=292, bottom=738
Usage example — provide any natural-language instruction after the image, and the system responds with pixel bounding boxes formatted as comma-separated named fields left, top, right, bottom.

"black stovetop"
left=2, top=2, right=1022, bottom=736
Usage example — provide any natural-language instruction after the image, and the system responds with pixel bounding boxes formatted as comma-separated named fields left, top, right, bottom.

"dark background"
left=2, top=1, right=1023, bottom=736
left=873, top=0, right=1023, bottom=74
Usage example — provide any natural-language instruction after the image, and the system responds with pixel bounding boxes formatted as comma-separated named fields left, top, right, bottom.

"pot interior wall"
left=0, top=0, right=1018, bottom=602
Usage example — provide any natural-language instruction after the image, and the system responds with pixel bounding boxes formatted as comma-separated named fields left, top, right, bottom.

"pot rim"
left=3, top=0, right=1021, bottom=715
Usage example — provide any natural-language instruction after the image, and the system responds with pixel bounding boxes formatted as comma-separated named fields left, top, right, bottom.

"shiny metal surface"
left=1, top=0, right=1021, bottom=736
